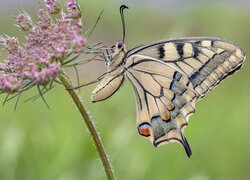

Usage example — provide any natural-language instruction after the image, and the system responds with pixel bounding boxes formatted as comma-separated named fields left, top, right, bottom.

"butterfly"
left=90, top=5, right=246, bottom=157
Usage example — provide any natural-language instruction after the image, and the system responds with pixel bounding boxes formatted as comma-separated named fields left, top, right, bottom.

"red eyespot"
left=138, top=123, right=151, bottom=137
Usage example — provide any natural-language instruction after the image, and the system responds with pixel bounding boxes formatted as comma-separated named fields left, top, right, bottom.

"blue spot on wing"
left=151, top=116, right=161, bottom=122
left=174, top=72, right=182, bottom=81
left=189, top=71, right=200, bottom=81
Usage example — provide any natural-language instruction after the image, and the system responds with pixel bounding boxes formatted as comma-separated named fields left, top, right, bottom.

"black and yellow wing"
left=124, top=37, right=245, bottom=156
left=91, top=37, right=245, bottom=157
left=126, top=37, right=246, bottom=99
left=125, top=55, right=197, bottom=157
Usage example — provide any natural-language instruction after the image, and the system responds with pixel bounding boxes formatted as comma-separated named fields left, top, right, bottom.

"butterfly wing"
left=126, top=37, right=246, bottom=99
left=125, top=55, right=197, bottom=157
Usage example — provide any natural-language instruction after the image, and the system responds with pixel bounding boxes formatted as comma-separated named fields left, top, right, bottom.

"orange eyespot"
left=167, top=103, right=175, bottom=111
left=161, top=112, right=171, bottom=122
left=138, top=123, right=151, bottom=137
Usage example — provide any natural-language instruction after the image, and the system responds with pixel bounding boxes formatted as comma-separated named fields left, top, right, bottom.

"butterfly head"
left=106, top=5, right=129, bottom=68
left=106, top=41, right=128, bottom=68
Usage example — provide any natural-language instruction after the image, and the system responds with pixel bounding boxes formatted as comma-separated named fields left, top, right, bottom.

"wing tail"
left=150, top=115, right=192, bottom=157
left=180, top=130, right=192, bottom=158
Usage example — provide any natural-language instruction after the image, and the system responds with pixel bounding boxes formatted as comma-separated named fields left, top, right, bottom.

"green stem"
left=59, top=74, right=115, bottom=180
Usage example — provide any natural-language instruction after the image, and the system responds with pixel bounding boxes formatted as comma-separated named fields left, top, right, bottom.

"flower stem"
left=59, top=74, right=115, bottom=180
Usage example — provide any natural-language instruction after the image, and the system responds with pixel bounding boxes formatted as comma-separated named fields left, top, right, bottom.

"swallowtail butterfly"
left=90, top=5, right=246, bottom=157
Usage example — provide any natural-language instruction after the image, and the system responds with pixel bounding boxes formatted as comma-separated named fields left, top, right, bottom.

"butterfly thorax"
left=107, top=42, right=128, bottom=72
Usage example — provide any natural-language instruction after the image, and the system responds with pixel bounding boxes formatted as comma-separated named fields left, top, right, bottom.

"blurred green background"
left=0, top=0, right=250, bottom=179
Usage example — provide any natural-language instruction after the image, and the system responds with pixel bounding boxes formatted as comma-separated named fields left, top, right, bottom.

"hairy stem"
left=59, top=74, right=115, bottom=180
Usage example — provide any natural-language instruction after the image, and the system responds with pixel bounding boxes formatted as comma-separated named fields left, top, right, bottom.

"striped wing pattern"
left=127, top=37, right=246, bottom=99
left=125, top=55, right=197, bottom=157
left=124, top=38, right=245, bottom=156
left=92, top=37, right=245, bottom=157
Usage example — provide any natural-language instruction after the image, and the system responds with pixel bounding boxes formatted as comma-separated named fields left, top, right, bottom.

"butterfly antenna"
left=120, top=5, right=129, bottom=42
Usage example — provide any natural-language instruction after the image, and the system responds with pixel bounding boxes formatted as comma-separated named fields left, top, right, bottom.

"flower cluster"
left=0, top=0, right=85, bottom=93
left=44, top=0, right=61, bottom=14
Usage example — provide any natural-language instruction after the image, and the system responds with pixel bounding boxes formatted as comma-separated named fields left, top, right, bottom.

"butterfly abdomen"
left=91, top=69, right=125, bottom=102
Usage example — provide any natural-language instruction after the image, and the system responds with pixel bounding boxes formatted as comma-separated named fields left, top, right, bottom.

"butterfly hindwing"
left=125, top=55, right=197, bottom=157
left=126, top=37, right=246, bottom=99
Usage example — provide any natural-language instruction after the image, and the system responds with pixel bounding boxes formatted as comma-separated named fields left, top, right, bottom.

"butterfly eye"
left=117, top=41, right=123, bottom=49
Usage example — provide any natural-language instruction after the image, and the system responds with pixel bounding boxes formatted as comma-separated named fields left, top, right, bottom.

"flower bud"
left=44, top=0, right=61, bottom=14
left=65, top=0, right=82, bottom=19
left=72, top=36, right=85, bottom=53
left=73, top=21, right=83, bottom=35
left=17, top=13, right=32, bottom=31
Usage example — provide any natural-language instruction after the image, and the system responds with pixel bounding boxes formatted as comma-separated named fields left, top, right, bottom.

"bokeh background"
left=0, top=0, right=250, bottom=180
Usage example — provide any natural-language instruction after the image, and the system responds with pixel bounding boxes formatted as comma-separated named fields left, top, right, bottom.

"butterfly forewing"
left=126, top=37, right=246, bottom=99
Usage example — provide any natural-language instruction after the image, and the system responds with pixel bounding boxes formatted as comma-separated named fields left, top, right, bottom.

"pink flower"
left=44, top=0, right=53, bottom=5
left=72, top=36, right=86, bottom=53
left=44, top=0, right=61, bottom=14
left=31, top=63, right=61, bottom=85
left=0, top=0, right=86, bottom=93
left=0, top=37, right=20, bottom=53
left=73, top=22, right=84, bottom=34
left=65, top=0, right=77, bottom=10
left=0, top=75, right=21, bottom=93
left=65, top=0, right=82, bottom=19
left=17, top=13, right=32, bottom=31
left=37, top=9, right=52, bottom=29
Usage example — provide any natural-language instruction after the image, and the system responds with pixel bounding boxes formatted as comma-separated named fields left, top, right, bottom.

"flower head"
left=0, top=0, right=86, bottom=94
